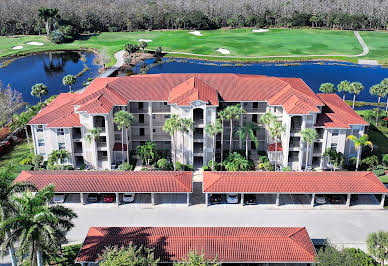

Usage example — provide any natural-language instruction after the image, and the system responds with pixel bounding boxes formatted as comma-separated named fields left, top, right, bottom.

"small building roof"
left=75, top=226, right=316, bottom=263
left=15, top=171, right=192, bottom=193
left=203, top=171, right=388, bottom=194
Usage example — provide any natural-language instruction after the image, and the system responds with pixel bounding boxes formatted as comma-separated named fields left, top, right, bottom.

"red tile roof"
left=15, top=171, right=192, bottom=193
left=203, top=171, right=388, bottom=194
left=76, top=227, right=316, bottom=263
left=267, top=143, right=283, bottom=151
left=315, top=93, right=369, bottom=128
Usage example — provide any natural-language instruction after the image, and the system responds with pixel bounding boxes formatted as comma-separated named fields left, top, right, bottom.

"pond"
left=142, top=58, right=388, bottom=108
left=0, top=51, right=100, bottom=105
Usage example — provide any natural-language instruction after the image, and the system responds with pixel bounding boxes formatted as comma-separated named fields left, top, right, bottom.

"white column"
left=275, top=193, right=280, bottom=207
left=380, top=194, right=386, bottom=208
left=205, top=193, right=209, bottom=207
left=148, top=102, right=153, bottom=141
left=311, top=193, right=315, bottom=208
left=241, top=193, right=244, bottom=206
left=80, top=193, right=85, bottom=205
left=151, top=193, right=155, bottom=205
left=346, top=193, right=351, bottom=207
left=186, top=193, right=190, bottom=207
left=116, top=193, right=120, bottom=206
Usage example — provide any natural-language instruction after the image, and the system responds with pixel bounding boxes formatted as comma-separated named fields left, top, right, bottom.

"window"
left=252, top=114, right=258, bottom=123
left=140, top=128, right=145, bottom=136
left=138, top=102, right=144, bottom=109
left=139, top=114, right=144, bottom=124
left=153, top=129, right=156, bottom=133
left=164, top=114, right=170, bottom=119
left=331, top=143, right=337, bottom=150
left=253, top=102, right=258, bottom=109
left=332, top=130, right=339, bottom=137
left=40, top=153, right=46, bottom=157
left=57, top=128, right=64, bottom=136
left=163, top=102, right=168, bottom=106
left=37, top=125, right=43, bottom=132
left=38, top=139, right=45, bottom=147
left=58, top=143, right=65, bottom=150
left=152, top=114, right=156, bottom=119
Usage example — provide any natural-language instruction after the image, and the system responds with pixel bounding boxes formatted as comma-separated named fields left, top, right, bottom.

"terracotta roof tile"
left=203, top=171, right=388, bottom=193
left=76, top=227, right=316, bottom=263
left=15, top=171, right=192, bottom=193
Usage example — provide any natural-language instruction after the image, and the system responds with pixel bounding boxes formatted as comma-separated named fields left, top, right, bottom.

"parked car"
left=244, top=194, right=256, bottom=205
left=328, top=195, right=346, bottom=204
left=103, top=194, right=116, bottom=203
left=87, top=193, right=99, bottom=203
left=53, top=193, right=65, bottom=203
left=226, top=193, right=239, bottom=204
left=122, top=193, right=135, bottom=203
left=315, top=195, right=326, bottom=205
left=209, top=194, right=223, bottom=204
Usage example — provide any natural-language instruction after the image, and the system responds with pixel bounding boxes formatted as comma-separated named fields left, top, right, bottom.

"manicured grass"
left=357, top=110, right=388, bottom=154
left=359, top=31, right=388, bottom=64
left=0, top=28, right=367, bottom=66
left=380, top=175, right=388, bottom=184
left=0, top=140, right=32, bottom=179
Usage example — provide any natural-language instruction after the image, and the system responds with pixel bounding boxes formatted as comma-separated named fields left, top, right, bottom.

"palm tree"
left=350, top=81, right=364, bottom=109
left=0, top=166, right=37, bottom=266
left=31, top=83, right=48, bottom=103
left=300, top=128, right=318, bottom=171
left=217, top=110, right=227, bottom=164
left=347, top=134, right=373, bottom=170
left=224, top=104, right=246, bottom=154
left=86, top=128, right=102, bottom=168
left=319, top=82, right=335, bottom=93
left=370, top=84, right=387, bottom=126
left=205, top=121, right=222, bottom=170
left=378, top=78, right=388, bottom=112
left=236, top=122, right=258, bottom=160
left=136, top=141, right=157, bottom=165
left=337, top=80, right=351, bottom=101
left=62, top=75, right=76, bottom=92
left=179, top=118, right=193, bottom=164
left=366, top=231, right=388, bottom=266
left=269, top=120, right=285, bottom=170
left=163, top=114, right=180, bottom=171
left=323, top=147, right=344, bottom=171
left=1, top=185, right=77, bottom=266
left=11, top=111, right=34, bottom=153
left=113, top=110, right=135, bottom=164
left=48, top=149, right=70, bottom=170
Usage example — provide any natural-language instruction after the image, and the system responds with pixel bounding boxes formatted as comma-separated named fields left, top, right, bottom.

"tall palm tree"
left=48, top=149, right=70, bottom=170
left=224, top=104, right=246, bottom=154
left=205, top=120, right=222, bottom=170
left=319, top=82, right=335, bottom=93
left=0, top=166, right=37, bottom=266
left=217, top=110, right=227, bottom=164
left=31, top=83, right=48, bottom=103
left=236, top=122, right=258, bottom=160
left=1, top=185, right=77, bottom=266
left=370, top=84, right=387, bottom=126
left=347, top=133, right=373, bottom=170
left=163, top=114, right=180, bottom=171
left=337, top=80, right=351, bottom=101
left=269, top=120, right=285, bottom=170
left=86, top=127, right=102, bottom=168
left=350, top=81, right=364, bottom=109
left=62, top=75, right=76, bottom=92
left=300, top=128, right=318, bottom=171
left=179, top=118, right=193, bottom=164
left=378, top=78, right=388, bottom=112
left=113, top=110, right=135, bottom=164
left=11, top=111, right=34, bottom=153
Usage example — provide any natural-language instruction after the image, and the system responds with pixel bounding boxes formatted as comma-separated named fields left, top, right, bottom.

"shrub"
left=119, top=162, right=134, bottom=171
left=48, top=29, right=65, bottom=44
left=157, top=158, right=170, bottom=170
left=382, top=154, right=388, bottom=167
left=207, top=160, right=218, bottom=170
left=47, top=244, right=82, bottom=266
left=202, top=165, right=210, bottom=171
left=175, top=161, right=183, bottom=171
left=362, top=155, right=379, bottom=171
left=374, top=165, right=385, bottom=177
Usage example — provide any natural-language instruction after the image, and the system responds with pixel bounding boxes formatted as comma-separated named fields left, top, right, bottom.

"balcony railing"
left=153, top=134, right=170, bottom=141
left=289, top=142, right=300, bottom=148
left=290, top=126, right=302, bottom=133
left=97, top=142, right=107, bottom=148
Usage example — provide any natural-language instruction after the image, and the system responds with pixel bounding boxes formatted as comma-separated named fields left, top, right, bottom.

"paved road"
left=67, top=206, right=387, bottom=251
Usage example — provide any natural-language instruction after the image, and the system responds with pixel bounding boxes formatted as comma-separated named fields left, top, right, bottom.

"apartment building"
left=28, top=74, right=368, bottom=170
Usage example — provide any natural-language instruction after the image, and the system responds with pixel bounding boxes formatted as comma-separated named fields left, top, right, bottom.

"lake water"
left=143, top=58, right=388, bottom=107
left=0, top=51, right=100, bottom=105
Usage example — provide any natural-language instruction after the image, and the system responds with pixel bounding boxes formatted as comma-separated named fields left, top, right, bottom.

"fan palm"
left=1, top=185, right=76, bottom=266
left=347, top=134, right=373, bottom=170
left=62, top=75, right=76, bottom=92
left=269, top=120, right=285, bottom=170
left=350, top=82, right=364, bottom=109
left=179, top=118, right=193, bottom=164
left=217, top=110, right=227, bottom=163
left=31, top=83, right=48, bottom=103
left=337, top=80, right=351, bottom=101
left=224, top=104, right=246, bottom=154
left=300, top=128, right=318, bottom=171
left=319, top=82, right=335, bottom=93
left=380, top=78, right=388, bottom=112
left=370, top=84, right=387, bottom=126
left=113, top=110, right=135, bottom=164
left=163, top=114, right=181, bottom=171
left=236, top=122, right=258, bottom=160
left=205, top=120, right=223, bottom=170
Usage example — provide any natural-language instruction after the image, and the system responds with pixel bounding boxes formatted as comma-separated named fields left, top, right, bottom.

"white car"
left=122, top=193, right=135, bottom=203
left=315, top=195, right=326, bottom=204
left=226, top=193, right=239, bottom=204
left=53, top=194, right=65, bottom=203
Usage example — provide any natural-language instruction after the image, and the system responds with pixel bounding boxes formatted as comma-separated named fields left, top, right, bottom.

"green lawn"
left=359, top=31, right=388, bottom=65
left=380, top=175, right=388, bottom=184
left=0, top=140, right=32, bottom=179
left=0, top=28, right=373, bottom=66
left=357, top=110, right=388, bottom=154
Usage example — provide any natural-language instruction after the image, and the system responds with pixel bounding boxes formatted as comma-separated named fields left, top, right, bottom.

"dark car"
left=244, top=194, right=256, bottom=205
left=103, top=194, right=116, bottom=203
left=209, top=194, right=223, bottom=204
left=329, top=195, right=346, bottom=204
left=87, top=193, right=99, bottom=203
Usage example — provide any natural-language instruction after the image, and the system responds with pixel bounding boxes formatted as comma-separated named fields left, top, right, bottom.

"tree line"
left=1, top=0, right=388, bottom=36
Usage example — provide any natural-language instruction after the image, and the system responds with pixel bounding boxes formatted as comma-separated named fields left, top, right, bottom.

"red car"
left=103, top=194, right=115, bottom=203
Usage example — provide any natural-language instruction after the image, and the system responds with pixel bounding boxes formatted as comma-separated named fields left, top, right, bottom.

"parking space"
left=155, top=193, right=188, bottom=207
left=255, top=194, right=276, bottom=206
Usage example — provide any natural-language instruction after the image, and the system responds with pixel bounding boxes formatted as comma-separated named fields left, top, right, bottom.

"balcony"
left=152, top=102, right=171, bottom=113
left=194, top=143, right=203, bottom=154
left=132, top=135, right=151, bottom=141
left=153, top=134, right=170, bottom=141
left=97, top=142, right=107, bottom=148
left=72, top=128, right=82, bottom=140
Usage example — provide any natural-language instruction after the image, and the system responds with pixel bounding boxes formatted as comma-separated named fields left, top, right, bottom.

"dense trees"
left=1, top=0, right=388, bottom=36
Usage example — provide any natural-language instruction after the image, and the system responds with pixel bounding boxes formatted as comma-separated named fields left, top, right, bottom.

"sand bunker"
left=26, top=42, right=44, bottom=46
left=11, top=46, right=23, bottom=50
left=189, top=31, right=202, bottom=36
left=216, top=48, right=230, bottom=55
left=138, top=39, right=152, bottom=42
left=252, top=29, right=269, bottom=33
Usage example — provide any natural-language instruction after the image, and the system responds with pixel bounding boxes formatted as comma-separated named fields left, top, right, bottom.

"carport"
left=14, top=170, right=193, bottom=206
left=203, top=171, right=388, bottom=209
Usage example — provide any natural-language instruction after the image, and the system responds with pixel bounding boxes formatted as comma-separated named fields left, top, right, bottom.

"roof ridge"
left=204, top=172, right=226, bottom=192
left=171, top=172, right=192, bottom=191
left=288, top=228, right=316, bottom=260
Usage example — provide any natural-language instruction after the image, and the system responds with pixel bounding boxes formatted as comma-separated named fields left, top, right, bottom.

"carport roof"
left=76, top=226, right=316, bottom=263
left=203, top=171, right=388, bottom=194
left=15, top=171, right=192, bottom=193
